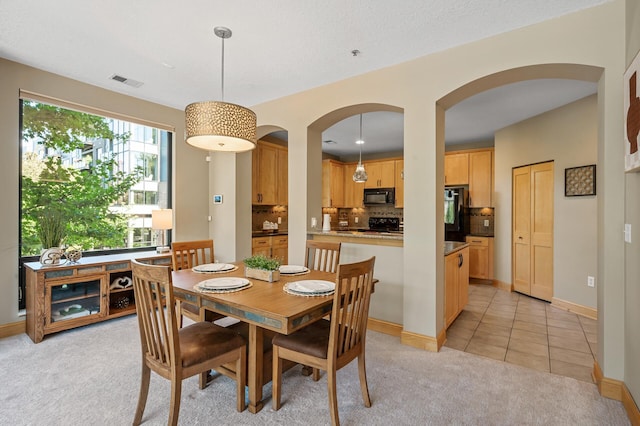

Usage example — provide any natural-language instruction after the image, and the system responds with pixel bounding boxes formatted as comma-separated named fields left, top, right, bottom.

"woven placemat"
left=279, top=270, right=311, bottom=277
left=282, top=283, right=334, bottom=297
left=192, top=265, right=239, bottom=274
left=193, top=282, right=252, bottom=294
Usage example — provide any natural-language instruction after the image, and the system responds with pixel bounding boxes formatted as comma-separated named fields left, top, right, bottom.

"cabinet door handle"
left=458, top=253, right=463, bottom=267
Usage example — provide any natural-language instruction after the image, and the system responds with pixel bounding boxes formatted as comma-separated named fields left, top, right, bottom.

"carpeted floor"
left=0, top=315, right=630, bottom=425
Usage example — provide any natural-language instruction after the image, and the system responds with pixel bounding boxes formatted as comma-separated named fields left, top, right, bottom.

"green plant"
left=243, top=254, right=280, bottom=271
left=37, top=209, right=67, bottom=248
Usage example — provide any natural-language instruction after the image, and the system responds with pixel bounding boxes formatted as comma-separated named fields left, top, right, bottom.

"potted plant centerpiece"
left=36, top=209, right=67, bottom=265
left=243, top=254, right=281, bottom=283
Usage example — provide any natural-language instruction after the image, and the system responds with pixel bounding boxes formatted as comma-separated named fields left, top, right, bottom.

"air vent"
left=323, top=140, right=337, bottom=144
left=109, top=74, right=143, bottom=88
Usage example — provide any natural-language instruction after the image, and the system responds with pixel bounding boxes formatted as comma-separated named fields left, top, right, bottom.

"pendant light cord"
left=220, top=35, right=225, bottom=101
left=358, top=114, right=363, bottom=164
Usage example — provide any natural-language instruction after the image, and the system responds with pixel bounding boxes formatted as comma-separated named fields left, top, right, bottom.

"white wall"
left=494, top=95, right=598, bottom=308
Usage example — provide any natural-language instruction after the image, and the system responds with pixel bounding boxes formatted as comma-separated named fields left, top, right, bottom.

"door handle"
left=458, top=253, right=463, bottom=267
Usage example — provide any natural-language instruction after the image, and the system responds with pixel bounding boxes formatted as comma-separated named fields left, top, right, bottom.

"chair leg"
left=133, top=363, right=151, bottom=426
left=357, top=353, right=371, bottom=407
left=168, top=376, right=182, bottom=426
left=312, top=368, right=321, bottom=381
left=326, top=369, right=340, bottom=426
left=198, top=371, right=210, bottom=390
left=272, top=345, right=282, bottom=410
left=236, top=347, right=246, bottom=412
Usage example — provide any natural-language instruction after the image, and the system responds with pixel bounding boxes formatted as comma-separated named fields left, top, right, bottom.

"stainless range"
left=368, top=217, right=401, bottom=233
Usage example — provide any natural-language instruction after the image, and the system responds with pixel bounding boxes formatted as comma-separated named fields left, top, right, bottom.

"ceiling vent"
left=323, top=140, right=337, bottom=144
left=109, top=74, right=143, bottom=88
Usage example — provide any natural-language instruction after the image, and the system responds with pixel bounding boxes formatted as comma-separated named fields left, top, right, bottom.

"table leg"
left=248, top=323, right=264, bottom=413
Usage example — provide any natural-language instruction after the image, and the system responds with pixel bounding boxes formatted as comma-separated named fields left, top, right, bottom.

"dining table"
left=171, top=262, right=337, bottom=414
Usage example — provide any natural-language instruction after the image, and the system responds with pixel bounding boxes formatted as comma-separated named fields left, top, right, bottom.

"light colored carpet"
left=0, top=316, right=629, bottom=425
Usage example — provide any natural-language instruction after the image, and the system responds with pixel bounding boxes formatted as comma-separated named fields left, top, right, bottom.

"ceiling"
left=0, top=0, right=605, bottom=155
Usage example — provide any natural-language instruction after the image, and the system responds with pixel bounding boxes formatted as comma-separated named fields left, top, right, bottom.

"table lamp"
left=152, top=209, right=172, bottom=253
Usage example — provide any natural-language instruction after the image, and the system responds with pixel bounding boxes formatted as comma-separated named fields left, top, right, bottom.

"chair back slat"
left=305, top=240, right=341, bottom=273
left=171, top=240, right=215, bottom=270
left=329, top=257, right=375, bottom=359
left=132, top=260, right=179, bottom=370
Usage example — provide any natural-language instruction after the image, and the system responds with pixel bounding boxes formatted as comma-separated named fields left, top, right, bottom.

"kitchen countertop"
left=252, top=230, right=288, bottom=237
left=307, top=230, right=403, bottom=241
left=444, top=241, right=470, bottom=256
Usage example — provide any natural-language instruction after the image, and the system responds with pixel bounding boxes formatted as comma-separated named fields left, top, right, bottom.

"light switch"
left=625, top=224, right=632, bottom=243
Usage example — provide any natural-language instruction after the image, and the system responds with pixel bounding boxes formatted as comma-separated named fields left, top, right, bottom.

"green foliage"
left=36, top=209, right=66, bottom=248
left=243, top=255, right=281, bottom=271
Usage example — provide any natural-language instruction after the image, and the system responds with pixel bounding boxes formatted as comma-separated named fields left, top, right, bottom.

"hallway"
left=444, top=283, right=597, bottom=382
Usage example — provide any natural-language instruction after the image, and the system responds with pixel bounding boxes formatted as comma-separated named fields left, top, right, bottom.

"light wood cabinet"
left=466, top=236, right=494, bottom=280
left=469, top=150, right=493, bottom=207
left=252, top=140, right=287, bottom=205
left=25, top=251, right=171, bottom=343
left=444, top=153, right=469, bottom=186
left=252, top=235, right=288, bottom=264
left=444, top=246, right=469, bottom=328
left=394, top=159, right=404, bottom=208
left=322, top=159, right=345, bottom=207
left=343, top=162, right=365, bottom=208
left=364, top=160, right=395, bottom=188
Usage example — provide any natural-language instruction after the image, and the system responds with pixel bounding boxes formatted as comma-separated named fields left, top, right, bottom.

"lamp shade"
left=185, top=101, right=257, bottom=152
left=151, top=209, right=173, bottom=230
left=353, top=163, right=368, bottom=183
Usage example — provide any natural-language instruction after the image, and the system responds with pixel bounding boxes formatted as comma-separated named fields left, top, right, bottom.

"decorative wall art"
left=624, top=49, right=640, bottom=172
left=565, top=165, right=596, bottom=196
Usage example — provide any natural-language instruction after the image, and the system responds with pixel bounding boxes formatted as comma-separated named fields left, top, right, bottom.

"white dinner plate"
left=197, top=277, right=250, bottom=290
left=192, top=263, right=235, bottom=273
left=279, top=265, right=310, bottom=274
left=287, top=280, right=335, bottom=294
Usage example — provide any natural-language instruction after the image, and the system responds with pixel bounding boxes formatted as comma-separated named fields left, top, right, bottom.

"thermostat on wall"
left=213, top=195, right=223, bottom=204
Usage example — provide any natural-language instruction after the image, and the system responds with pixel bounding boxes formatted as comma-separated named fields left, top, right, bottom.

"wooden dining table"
left=171, top=263, right=336, bottom=413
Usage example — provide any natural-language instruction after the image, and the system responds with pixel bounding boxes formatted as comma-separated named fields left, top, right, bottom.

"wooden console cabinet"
left=25, top=251, right=171, bottom=343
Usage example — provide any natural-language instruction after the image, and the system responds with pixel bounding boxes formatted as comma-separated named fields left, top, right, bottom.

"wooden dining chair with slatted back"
left=305, top=240, right=341, bottom=273
left=130, top=260, right=246, bottom=426
left=272, top=256, right=376, bottom=426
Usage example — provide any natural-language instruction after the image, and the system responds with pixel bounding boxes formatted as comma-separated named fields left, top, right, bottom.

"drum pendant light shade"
left=185, top=26, right=257, bottom=152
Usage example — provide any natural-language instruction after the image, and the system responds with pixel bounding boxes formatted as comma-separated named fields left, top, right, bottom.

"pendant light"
left=352, top=114, right=368, bottom=183
left=185, top=26, right=257, bottom=152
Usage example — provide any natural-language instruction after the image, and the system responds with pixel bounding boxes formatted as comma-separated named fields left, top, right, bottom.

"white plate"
left=287, top=280, right=335, bottom=294
left=193, top=263, right=235, bottom=273
left=198, top=277, right=250, bottom=290
left=279, top=265, right=310, bottom=274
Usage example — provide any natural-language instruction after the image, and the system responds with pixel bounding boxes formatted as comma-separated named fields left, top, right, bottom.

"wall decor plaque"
left=565, top=164, right=596, bottom=197
left=625, top=49, right=640, bottom=172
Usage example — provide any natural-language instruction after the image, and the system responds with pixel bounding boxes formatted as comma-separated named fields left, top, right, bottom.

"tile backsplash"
left=321, top=206, right=403, bottom=230
left=252, top=205, right=288, bottom=232
left=469, top=207, right=494, bottom=236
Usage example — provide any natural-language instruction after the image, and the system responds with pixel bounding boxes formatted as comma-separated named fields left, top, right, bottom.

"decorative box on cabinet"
left=25, top=251, right=171, bottom=343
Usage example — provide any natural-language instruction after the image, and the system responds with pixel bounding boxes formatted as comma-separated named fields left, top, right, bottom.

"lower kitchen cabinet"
left=465, top=236, right=494, bottom=280
left=445, top=246, right=469, bottom=328
left=252, top=235, right=288, bottom=264
left=25, top=251, right=171, bottom=343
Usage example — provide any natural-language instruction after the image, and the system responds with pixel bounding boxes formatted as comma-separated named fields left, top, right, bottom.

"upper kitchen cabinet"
left=322, top=159, right=345, bottom=207
left=394, top=159, right=404, bottom=208
left=364, top=160, right=395, bottom=188
left=252, top=140, right=287, bottom=205
left=468, top=149, right=493, bottom=207
left=444, top=152, right=469, bottom=185
left=343, top=162, right=364, bottom=208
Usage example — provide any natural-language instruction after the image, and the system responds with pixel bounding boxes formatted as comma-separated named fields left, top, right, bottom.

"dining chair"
left=130, top=260, right=246, bottom=426
left=304, top=240, right=341, bottom=273
left=272, top=256, right=376, bottom=426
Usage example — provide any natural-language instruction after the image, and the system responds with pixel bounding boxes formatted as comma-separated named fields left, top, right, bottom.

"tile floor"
left=444, top=282, right=597, bottom=382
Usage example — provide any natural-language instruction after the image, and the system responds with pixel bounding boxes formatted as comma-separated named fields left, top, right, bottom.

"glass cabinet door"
left=46, top=275, right=106, bottom=325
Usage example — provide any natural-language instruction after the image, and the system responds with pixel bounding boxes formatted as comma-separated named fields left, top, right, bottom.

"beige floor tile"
left=510, top=328, right=549, bottom=346
left=444, top=334, right=469, bottom=351
left=470, top=330, right=510, bottom=348
left=549, top=346, right=594, bottom=368
left=464, top=304, right=488, bottom=315
left=475, top=322, right=512, bottom=338
left=547, top=318, right=583, bottom=331
left=465, top=339, right=507, bottom=361
left=481, top=314, right=514, bottom=329
left=550, top=359, right=594, bottom=383
left=512, top=320, right=547, bottom=335
left=588, top=340, right=598, bottom=357
left=447, top=323, right=476, bottom=340
left=548, top=334, right=591, bottom=354
left=505, top=349, right=550, bottom=373
left=547, top=325, right=586, bottom=340
left=584, top=331, right=597, bottom=344
left=515, top=312, right=547, bottom=326
left=516, top=306, right=547, bottom=317
left=458, top=309, right=483, bottom=322
left=508, top=338, right=549, bottom=358
left=449, top=317, right=479, bottom=332
left=484, top=308, right=516, bottom=320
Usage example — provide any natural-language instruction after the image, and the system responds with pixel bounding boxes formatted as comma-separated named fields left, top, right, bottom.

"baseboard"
left=367, top=318, right=403, bottom=337
left=0, top=320, right=25, bottom=339
left=551, top=297, right=597, bottom=320
left=492, top=279, right=513, bottom=292
left=400, top=330, right=440, bottom=352
left=594, top=361, right=640, bottom=425
left=622, top=383, right=640, bottom=426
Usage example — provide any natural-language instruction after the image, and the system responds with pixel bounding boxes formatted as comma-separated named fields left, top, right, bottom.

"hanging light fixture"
left=353, top=114, right=368, bottom=182
left=185, top=26, right=257, bottom=152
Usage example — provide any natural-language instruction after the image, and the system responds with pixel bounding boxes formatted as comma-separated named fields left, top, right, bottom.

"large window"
left=19, top=100, right=172, bottom=257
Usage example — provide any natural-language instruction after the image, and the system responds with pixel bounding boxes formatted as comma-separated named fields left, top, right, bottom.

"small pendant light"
left=352, top=114, right=368, bottom=183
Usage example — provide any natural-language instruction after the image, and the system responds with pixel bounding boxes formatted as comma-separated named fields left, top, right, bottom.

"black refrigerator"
left=444, top=187, right=469, bottom=242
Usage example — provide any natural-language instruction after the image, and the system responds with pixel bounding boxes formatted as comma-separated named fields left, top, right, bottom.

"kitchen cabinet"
left=252, top=235, right=288, bottom=264
left=444, top=153, right=469, bottom=186
left=394, top=159, right=404, bottom=208
left=465, top=236, right=494, bottom=280
left=25, top=251, right=171, bottom=343
left=444, top=246, right=469, bottom=328
left=364, top=160, right=395, bottom=188
left=252, top=140, right=287, bottom=205
left=468, top=150, right=493, bottom=207
left=343, top=162, right=364, bottom=207
left=322, top=159, right=345, bottom=207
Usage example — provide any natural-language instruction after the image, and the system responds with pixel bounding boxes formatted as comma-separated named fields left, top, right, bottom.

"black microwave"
left=363, top=188, right=395, bottom=205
